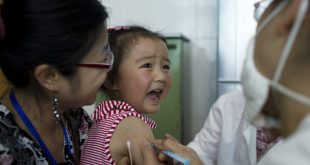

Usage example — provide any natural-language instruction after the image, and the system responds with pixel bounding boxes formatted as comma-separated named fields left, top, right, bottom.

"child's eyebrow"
left=164, top=57, right=171, bottom=64
left=135, top=55, right=171, bottom=64
left=135, top=55, right=154, bottom=62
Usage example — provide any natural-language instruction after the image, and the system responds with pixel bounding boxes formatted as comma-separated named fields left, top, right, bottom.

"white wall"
left=101, top=0, right=218, bottom=143
left=218, top=0, right=258, bottom=95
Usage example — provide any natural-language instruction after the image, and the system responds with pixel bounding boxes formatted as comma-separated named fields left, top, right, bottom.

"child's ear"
left=33, top=64, right=62, bottom=92
left=103, top=78, right=118, bottom=90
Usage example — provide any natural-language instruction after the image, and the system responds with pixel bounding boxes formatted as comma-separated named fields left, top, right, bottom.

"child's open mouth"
left=146, top=89, right=163, bottom=104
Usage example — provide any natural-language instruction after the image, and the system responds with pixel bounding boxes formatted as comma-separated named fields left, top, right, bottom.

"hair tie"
left=107, top=26, right=130, bottom=33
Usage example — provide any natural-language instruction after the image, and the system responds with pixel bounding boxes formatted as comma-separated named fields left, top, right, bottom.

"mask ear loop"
left=273, top=0, right=308, bottom=82
left=256, top=1, right=289, bottom=34
left=270, top=0, right=310, bottom=106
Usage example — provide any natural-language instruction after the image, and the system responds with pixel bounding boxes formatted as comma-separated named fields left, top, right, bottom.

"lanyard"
left=9, top=91, right=73, bottom=165
left=59, top=119, right=73, bottom=157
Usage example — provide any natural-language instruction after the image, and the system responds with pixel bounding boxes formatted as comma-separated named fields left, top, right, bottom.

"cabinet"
left=150, top=36, right=189, bottom=142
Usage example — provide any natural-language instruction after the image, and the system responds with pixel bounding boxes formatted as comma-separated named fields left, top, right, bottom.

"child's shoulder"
left=91, top=100, right=134, bottom=121
left=110, top=116, right=155, bottom=163
left=94, top=100, right=156, bottom=164
left=92, top=100, right=156, bottom=129
left=81, top=100, right=157, bottom=164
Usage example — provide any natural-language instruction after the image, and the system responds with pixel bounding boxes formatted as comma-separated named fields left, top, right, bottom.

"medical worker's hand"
left=154, top=134, right=204, bottom=165
left=117, top=134, right=203, bottom=165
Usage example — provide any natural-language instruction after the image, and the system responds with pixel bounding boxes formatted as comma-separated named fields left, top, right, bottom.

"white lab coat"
left=258, top=114, right=310, bottom=165
left=188, top=91, right=258, bottom=165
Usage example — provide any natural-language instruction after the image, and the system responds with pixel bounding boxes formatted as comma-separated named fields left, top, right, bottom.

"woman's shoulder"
left=0, top=103, right=18, bottom=130
left=0, top=103, right=11, bottom=117
left=0, top=103, right=49, bottom=165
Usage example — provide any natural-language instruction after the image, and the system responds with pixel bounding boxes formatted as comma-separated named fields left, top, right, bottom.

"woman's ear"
left=33, top=64, right=61, bottom=92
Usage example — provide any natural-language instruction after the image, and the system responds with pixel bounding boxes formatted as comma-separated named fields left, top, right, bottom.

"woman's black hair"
left=106, top=26, right=167, bottom=89
left=0, top=1, right=109, bottom=163
left=0, top=0, right=109, bottom=88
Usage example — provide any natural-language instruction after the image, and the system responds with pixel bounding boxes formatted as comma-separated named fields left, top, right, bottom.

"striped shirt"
left=256, top=128, right=281, bottom=161
left=80, top=100, right=156, bottom=165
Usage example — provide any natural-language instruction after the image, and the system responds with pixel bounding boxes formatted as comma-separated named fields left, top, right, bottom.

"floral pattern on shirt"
left=0, top=104, right=77, bottom=165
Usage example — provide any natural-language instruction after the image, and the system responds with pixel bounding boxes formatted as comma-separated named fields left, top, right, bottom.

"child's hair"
left=105, top=25, right=167, bottom=92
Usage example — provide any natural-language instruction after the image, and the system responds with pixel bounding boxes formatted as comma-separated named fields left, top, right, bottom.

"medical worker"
left=244, top=0, right=310, bottom=164
left=187, top=91, right=281, bottom=165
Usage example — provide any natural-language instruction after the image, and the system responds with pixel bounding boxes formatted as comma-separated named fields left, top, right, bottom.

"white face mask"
left=241, top=0, right=310, bottom=128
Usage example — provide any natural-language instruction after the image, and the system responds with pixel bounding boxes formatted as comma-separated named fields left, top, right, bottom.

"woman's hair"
left=0, top=69, right=11, bottom=98
left=0, top=0, right=108, bottom=88
left=106, top=26, right=166, bottom=88
left=0, top=1, right=109, bottom=162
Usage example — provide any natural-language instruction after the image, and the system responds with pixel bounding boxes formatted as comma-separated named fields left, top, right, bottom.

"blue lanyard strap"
left=59, top=120, right=73, bottom=156
left=9, top=91, right=58, bottom=165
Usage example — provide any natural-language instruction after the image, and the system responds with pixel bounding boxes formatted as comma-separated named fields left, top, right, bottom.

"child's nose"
left=154, top=68, right=166, bottom=82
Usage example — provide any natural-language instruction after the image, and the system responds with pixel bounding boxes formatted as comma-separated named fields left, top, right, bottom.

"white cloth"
left=187, top=91, right=258, bottom=165
left=258, top=114, right=310, bottom=165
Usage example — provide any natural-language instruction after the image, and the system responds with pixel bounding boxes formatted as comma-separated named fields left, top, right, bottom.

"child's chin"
left=144, top=106, right=160, bottom=114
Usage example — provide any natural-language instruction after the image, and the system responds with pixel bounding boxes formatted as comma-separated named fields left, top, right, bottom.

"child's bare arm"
left=110, top=116, right=156, bottom=165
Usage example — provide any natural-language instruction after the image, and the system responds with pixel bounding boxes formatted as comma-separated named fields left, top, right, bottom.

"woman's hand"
left=116, top=156, right=130, bottom=165
left=116, top=140, right=164, bottom=165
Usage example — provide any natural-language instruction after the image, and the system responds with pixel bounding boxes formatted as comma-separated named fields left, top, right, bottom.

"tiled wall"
left=218, top=0, right=257, bottom=95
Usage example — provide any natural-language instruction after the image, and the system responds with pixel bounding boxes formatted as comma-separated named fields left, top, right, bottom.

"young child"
left=80, top=26, right=172, bottom=164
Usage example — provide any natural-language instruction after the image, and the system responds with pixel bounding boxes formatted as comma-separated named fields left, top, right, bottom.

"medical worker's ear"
left=278, top=0, right=302, bottom=35
left=103, top=78, right=118, bottom=90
